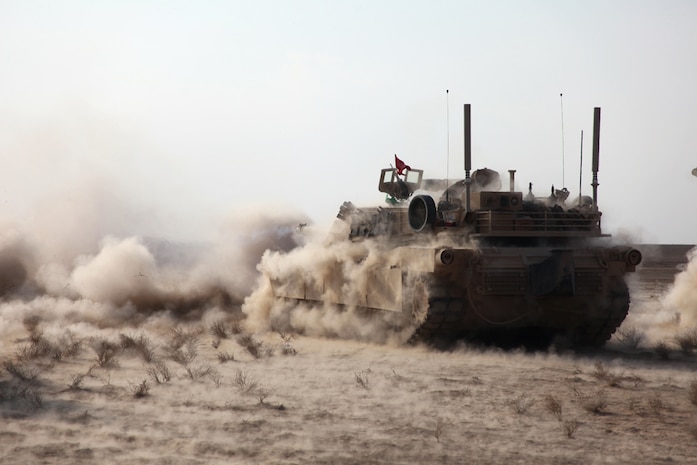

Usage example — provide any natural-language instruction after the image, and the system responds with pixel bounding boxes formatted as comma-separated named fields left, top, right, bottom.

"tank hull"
left=266, top=242, right=637, bottom=348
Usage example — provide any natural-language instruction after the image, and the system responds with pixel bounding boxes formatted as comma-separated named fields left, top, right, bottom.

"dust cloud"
left=617, top=245, right=697, bottom=348
left=0, top=196, right=307, bottom=348
left=242, top=227, right=410, bottom=345
left=242, top=217, right=477, bottom=345
left=0, top=185, right=695, bottom=464
left=662, top=247, right=697, bottom=327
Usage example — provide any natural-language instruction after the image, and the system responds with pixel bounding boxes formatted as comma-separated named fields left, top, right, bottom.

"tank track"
left=407, top=298, right=462, bottom=344
left=573, top=278, right=630, bottom=347
left=408, top=279, right=631, bottom=349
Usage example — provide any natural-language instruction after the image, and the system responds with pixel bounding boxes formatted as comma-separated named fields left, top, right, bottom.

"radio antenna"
left=560, top=93, right=566, bottom=188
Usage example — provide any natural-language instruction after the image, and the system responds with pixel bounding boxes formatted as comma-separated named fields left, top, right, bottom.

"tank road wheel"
left=408, top=298, right=463, bottom=346
left=408, top=195, right=437, bottom=232
left=574, top=278, right=630, bottom=348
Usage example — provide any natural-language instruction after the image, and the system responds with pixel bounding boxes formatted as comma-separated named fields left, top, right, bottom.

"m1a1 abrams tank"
left=265, top=105, right=642, bottom=348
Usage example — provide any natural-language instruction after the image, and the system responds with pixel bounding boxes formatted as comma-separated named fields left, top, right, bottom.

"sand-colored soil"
left=0, top=245, right=696, bottom=464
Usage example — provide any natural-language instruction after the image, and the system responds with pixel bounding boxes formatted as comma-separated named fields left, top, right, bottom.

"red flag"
left=394, top=154, right=411, bottom=175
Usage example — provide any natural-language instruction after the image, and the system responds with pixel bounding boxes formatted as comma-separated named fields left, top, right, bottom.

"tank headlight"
left=440, top=249, right=455, bottom=265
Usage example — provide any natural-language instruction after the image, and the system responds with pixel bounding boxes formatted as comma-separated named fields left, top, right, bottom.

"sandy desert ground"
left=1, top=243, right=697, bottom=464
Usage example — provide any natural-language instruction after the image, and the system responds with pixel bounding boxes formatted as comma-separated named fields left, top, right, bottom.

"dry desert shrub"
left=185, top=364, right=216, bottom=381
left=278, top=332, right=297, bottom=356
left=628, top=398, right=649, bottom=417
left=211, top=372, right=224, bottom=388
left=217, top=351, right=235, bottom=363
left=0, top=380, right=43, bottom=409
left=630, top=393, right=671, bottom=420
left=168, top=340, right=198, bottom=366
left=592, top=361, right=623, bottom=387
left=390, top=369, right=408, bottom=383
left=256, top=388, right=270, bottom=404
left=580, top=392, right=608, bottom=414
left=354, top=370, right=370, bottom=390
left=654, top=341, right=672, bottom=360
left=508, top=393, right=535, bottom=415
left=67, top=373, right=86, bottom=391
left=3, top=360, right=38, bottom=383
left=119, top=333, right=156, bottom=363
left=592, top=361, right=610, bottom=379
left=90, top=338, right=120, bottom=368
left=674, top=328, right=697, bottom=354
left=615, top=326, right=645, bottom=349
left=147, top=361, right=172, bottom=384
left=237, top=334, right=267, bottom=358
left=433, top=418, right=450, bottom=443
left=229, top=320, right=244, bottom=335
left=18, top=384, right=43, bottom=408
left=233, top=369, right=258, bottom=395
left=280, top=343, right=297, bottom=356
left=543, top=394, right=563, bottom=421
left=625, top=373, right=645, bottom=388
left=209, top=320, right=231, bottom=339
left=563, top=418, right=581, bottom=438
left=56, top=332, right=84, bottom=360
left=169, top=326, right=203, bottom=350
left=16, top=330, right=83, bottom=363
left=647, top=393, right=672, bottom=420
left=130, top=379, right=150, bottom=398
left=570, top=383, right=609, bottom=414
left=16, top=332, right=58, bottom=361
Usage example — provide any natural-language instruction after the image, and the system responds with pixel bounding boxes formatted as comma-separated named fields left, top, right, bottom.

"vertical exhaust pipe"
left=464, top=104, right=472, bottom=212
left=508, top=170, right=516, bottom=192
left=591, top=107, right=600, bottom=213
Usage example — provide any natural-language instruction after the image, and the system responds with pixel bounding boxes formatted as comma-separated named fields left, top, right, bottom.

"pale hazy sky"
left=1, top=1, right=696, bottom=244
